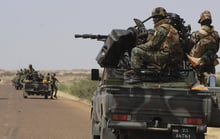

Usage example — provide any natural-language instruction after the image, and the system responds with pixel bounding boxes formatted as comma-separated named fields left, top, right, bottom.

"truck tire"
left=100, top=117, right=117, bottom=139
left=91, top=117, right=100, bottom=139
left=91, top=123, right=100, bottom=139
left=44, top=94, right=48, bottom=99
left=100, top=127, right=117, bottom=139
left=92, top=134, right=100, bottom=139
left=196, top=133, right=204, bottom=139
left=23, top=92, right=28, bottom=98
left=117, top=134, right=128, bottom=139
left=91, top=110, right=100, bottom=139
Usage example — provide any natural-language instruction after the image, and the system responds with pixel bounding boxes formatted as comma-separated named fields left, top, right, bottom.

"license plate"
left=172, top=126, right=196, bottom=139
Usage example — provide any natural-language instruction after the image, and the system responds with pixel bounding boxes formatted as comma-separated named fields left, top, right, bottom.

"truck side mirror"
left=91, top=69, right=100, bottom=81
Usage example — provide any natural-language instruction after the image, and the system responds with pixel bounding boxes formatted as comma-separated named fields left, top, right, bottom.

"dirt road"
left=1, top=82, right=220, bottom=139
left=0, top=84, right=90, bottom=139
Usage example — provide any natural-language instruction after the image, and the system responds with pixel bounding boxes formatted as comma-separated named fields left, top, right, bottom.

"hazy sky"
left=0, top=0, right=220, bottom=70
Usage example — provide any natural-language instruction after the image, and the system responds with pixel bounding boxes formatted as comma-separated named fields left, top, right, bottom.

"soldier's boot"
left=197, top=72, right=209, bottom=86
left=54, top=91, right=57, bottom=98
left=202, top=72, right=209, bottom=86
left=192, top=73, right=206, bottom=89
left=50, top=91, right=54, bottom=99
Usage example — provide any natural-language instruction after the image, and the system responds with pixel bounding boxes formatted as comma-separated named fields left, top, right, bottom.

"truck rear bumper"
left=108, top=121, right=149, bottom=130
left=108, top=121, right=207, bottom=133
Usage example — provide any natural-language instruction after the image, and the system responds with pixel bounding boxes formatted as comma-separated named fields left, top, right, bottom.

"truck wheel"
left=19, top=85, right=23, bottom=90
left=100, top=127, right=117, bottom=139
left=44, top=94, right=48, bottom=99
left=91, top=112, right=100, bottom=139
left=196, top=133, right=204, bottom=139
left=99, top=115, right=117, bottom=139
left=92, top=134, right=100, bottom=139
left=117, top=133, right=128, bottom=139
left=23, top=92, right=28, bottom=98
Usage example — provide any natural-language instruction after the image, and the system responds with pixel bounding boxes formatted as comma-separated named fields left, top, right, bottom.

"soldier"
left=25, top=64, right=35, bottom=80
left=28, top=64, right=35, bottom=74
left=46, top=73, right=51, bottom=82
left=51, top=73, right=59, bottom=98
left=125, top=7, right=182, bottom=82
left=187, top=10, right=220, bottom=86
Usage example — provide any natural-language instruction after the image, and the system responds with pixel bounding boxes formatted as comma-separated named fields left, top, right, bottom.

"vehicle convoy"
left=75, top=13, right=220, bottom=139
left=22, top=71, right=52, bottom=99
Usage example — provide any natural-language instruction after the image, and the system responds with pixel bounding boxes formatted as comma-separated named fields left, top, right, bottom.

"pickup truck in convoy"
left=75, top=13, right=220, bottom=139
left=23, top=80, right=52, bottom=99
left=22, top=71, right=52, bottom=99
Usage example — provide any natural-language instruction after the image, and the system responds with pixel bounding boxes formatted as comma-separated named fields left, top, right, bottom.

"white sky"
left=0, top=0, right=220, bottom=71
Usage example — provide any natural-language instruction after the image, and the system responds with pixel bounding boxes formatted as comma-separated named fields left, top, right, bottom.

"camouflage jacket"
left=137, top=19, right=182, bottom=59
left=190, top=25, right=220, bottom=64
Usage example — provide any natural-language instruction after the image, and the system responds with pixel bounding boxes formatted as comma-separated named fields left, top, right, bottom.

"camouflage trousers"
left=195, top=65, right=215, bottom=85
left=131, top=46, right=169, bottom=69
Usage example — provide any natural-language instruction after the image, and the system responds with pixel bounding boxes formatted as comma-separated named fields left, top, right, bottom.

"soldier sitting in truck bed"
left=125, top=7, right=183, bottom=83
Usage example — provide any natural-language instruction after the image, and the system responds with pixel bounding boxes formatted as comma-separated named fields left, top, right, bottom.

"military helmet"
left=152, top=7, right=167, bottom=18
left=198, top=10, right=212, bottom=23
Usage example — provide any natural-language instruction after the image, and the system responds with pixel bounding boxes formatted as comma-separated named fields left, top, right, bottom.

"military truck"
left=22, top=71, right=52, bottom=99
left=75, top=13, right=220, bottom=139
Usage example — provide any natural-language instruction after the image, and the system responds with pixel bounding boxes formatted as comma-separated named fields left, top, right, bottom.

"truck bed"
left=98, top=85, right=212, bottom=131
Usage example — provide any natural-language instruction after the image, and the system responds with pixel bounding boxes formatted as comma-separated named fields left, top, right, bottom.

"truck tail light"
left=111, top=114, right=131, bottom=121
left=184, top=118, right=203, bottom=125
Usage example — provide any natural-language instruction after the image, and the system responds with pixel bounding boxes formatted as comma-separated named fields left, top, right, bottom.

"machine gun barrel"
left=74, top=34, right=108, bottom=41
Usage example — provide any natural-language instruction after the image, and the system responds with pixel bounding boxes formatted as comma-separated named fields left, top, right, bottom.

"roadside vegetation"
left=59, top=75, right=99, bottom=101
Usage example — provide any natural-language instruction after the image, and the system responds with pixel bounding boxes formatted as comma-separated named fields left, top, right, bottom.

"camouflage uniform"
left=131, top=7, right=182, bottom=70
left=51, top=73, right=59, bottom=98
left=188, top=11, right=220, bottom=85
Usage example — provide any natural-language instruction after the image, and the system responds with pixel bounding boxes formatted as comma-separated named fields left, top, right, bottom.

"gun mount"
left=74, top=17, right=156, bottom=68
left=75, top=29, right=137, bottom=68
left=75, top=13, right=191, bottom=68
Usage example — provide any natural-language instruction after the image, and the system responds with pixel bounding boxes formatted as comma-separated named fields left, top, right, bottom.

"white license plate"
left=172, top=126, right=196, bottom=139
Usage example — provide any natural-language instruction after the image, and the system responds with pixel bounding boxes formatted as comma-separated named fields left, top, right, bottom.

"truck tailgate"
left=107, top=87, right=211, bottom=127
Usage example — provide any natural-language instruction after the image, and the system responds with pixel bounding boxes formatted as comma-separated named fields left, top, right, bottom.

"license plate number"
left=172, top=126, right=195, bottom=139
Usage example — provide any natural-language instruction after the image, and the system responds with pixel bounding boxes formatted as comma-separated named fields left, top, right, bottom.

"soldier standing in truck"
left=28, top=64, right=35, bottom=74
left=187, top=10, right=220, bottom=86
